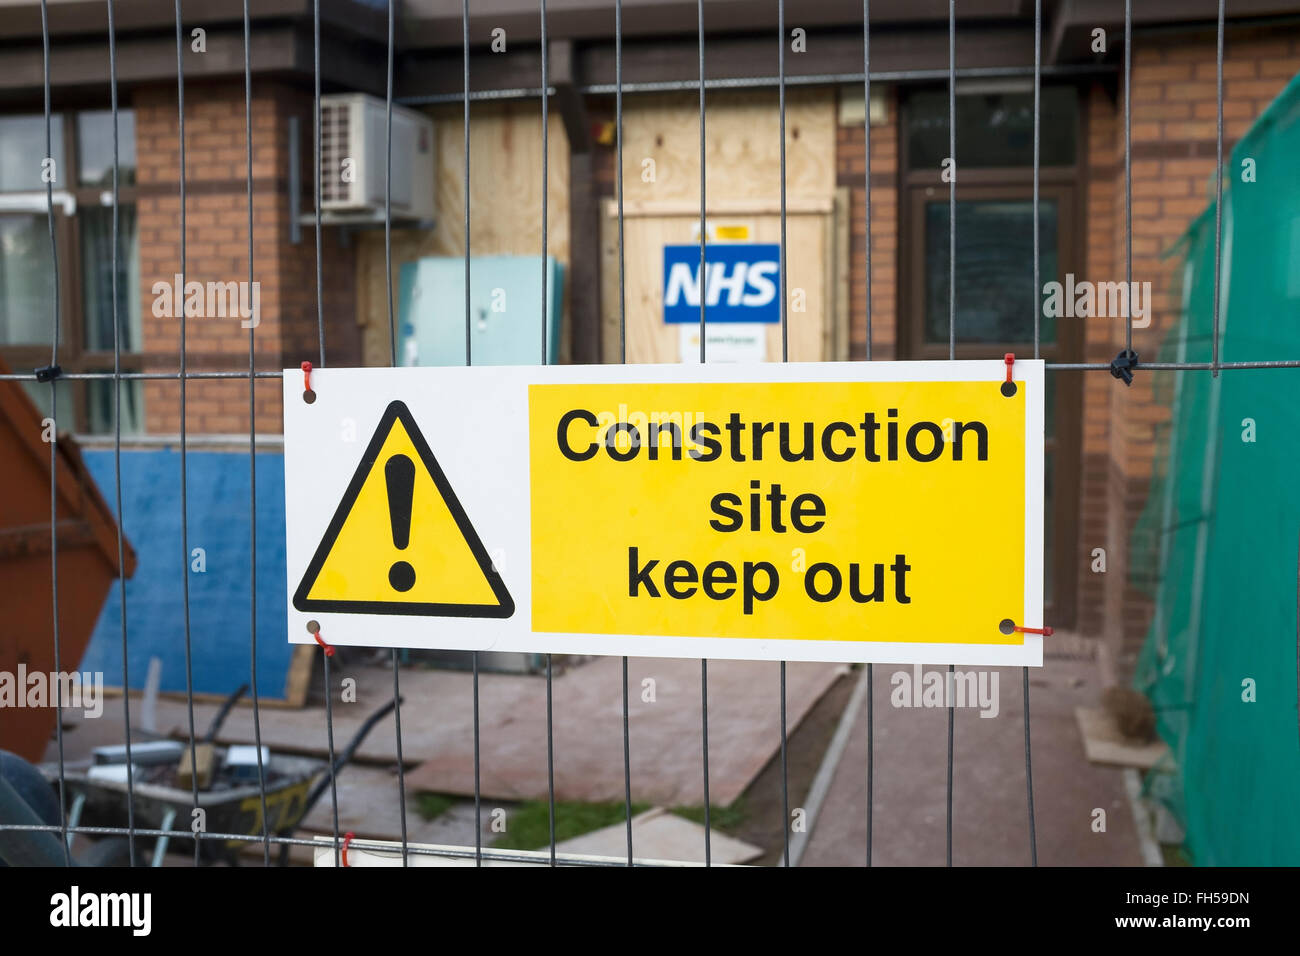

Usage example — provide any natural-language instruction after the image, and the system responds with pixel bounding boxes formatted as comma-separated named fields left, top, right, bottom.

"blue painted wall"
left=78, top=449, right=295, bottom=700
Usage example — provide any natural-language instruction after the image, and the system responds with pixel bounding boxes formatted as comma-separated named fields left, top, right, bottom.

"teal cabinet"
left=398, top=255, right=564, bottom=366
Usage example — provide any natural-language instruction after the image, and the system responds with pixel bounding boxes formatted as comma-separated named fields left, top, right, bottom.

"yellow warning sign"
left=293, top=400, right=513, bottom=618
left=529, top=379, right=1026, bottom=644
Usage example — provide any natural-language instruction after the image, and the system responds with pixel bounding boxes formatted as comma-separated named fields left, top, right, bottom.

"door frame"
left=896, top=122, right=1086, bottom=628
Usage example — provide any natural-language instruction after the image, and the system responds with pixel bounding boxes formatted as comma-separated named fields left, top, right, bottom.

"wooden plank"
left=282, top=643, right=315, bottom=708
left=103, top=643, right=315, bottom=709
left=101, top=688, right=306, bottom=711
left=832, top=185, right=852, bottom=361
left=176, top=743, right=215, bottom=790
left=1075, top=706, right=1170, bottom=770
left=605, top=197, right=834, bottom=217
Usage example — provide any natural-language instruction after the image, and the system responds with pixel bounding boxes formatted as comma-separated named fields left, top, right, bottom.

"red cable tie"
left=313, top=631, right=335, bottom=657
left=1004, top=352, right=1016, bottom=383
left=301, top=360, right=313, bottom=393
left=341, top=831, right=355, bottom=867
left=1012, top=624, right=1054, bottom=636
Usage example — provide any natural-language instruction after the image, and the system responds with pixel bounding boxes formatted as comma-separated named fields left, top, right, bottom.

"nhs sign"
left=662, top=243, right=780, bottom=324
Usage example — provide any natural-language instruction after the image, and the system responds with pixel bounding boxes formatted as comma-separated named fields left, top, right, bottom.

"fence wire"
left=2, top=0, right=1289, bottom=870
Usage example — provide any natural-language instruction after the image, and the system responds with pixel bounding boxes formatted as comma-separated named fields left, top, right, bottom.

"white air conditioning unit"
left=317, top=93, right=435, bottom=222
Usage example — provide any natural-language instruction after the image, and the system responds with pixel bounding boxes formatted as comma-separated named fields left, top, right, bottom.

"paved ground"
left=48, top=655, right=843, bottom=808
left=38, top=640, right=1148, bottom=866
left=402, top=656, right=843, bottom=806
left=799, top=654, right=1147, bottom=866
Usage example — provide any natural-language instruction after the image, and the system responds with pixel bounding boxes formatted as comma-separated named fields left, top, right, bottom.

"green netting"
left=1132, top=74, right=1300, bottom=866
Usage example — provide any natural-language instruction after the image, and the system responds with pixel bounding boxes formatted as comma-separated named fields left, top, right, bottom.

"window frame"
left=0, top=110, right=144, bottom=432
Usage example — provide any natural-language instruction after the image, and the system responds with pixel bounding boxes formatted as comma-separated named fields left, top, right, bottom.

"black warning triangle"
left=292, top=400, right=514, bottom=618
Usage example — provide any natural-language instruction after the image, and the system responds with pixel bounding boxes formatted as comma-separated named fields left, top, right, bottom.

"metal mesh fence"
left=1, top=0, right=1295, bottom=868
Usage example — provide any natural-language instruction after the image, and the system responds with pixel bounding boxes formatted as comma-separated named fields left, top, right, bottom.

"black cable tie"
left=34, top=364, right=63, bottom=383
left=1109, top=349, right=1139, bottom=387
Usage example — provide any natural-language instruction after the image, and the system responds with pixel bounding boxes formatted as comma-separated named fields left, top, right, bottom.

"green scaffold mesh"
left=1132, top=73, right=1300, bottom=865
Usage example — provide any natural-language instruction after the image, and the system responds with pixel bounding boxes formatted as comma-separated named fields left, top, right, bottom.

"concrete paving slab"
left=298, top=765, right=482, bottom=847
left=1075, top=706, right=1170, bottom=769
left=799, top=656, right=1148, bottom=866
left=107, top=656, right=839, bottom=808
left=404, top=656, right=843, bottom=806
left=554, top=807, right=763, bottom=864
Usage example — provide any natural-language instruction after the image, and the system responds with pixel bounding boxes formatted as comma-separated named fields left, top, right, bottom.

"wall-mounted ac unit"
left=317, top=93, right=435, bottom=223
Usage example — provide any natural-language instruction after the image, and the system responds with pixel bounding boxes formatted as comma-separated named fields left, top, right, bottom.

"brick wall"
left=1075, top=80, right=1121, bottom=641
left=134, top=80, right=359, bottom=435
left=1082, top=28, right=1300, bottom=678
left=838, top=89, right=899, bottom=360
left=829, top=30, right=1298, bottom=676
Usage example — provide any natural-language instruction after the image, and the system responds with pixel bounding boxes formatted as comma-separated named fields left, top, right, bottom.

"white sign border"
left=283, top=360, right=1044, bottom=666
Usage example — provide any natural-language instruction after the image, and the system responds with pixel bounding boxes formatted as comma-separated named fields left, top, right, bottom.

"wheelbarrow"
left=25, top=685, right=400, bottom=866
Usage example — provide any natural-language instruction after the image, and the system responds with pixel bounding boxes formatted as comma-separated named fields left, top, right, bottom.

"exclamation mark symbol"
left=385, top=454, right=416, bottom=592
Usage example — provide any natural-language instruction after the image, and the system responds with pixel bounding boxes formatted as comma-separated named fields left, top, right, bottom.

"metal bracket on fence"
left=1002, top=353, right=1018, bottom=397
left=1000, top=618, right=1055, bottom=637
left=301, top=362, right=317, bottom=404
left=1110, top=349, right=1140, bottom=386
left=34, top=364, right=62, bottom=383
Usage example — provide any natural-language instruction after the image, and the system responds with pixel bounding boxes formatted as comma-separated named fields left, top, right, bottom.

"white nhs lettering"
left=664, top=260, right=778, bottom=308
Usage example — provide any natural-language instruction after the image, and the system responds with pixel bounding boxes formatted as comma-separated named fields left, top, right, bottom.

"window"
left=905, top=85, right=1078, bottom=170
left=0, top=110, right=143, bottom=433
left=922, top=198, right=1061, bottom=345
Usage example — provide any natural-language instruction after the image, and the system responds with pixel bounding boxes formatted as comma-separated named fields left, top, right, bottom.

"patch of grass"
left=670, top=798, right=748, bottom=833
left=493, top=800, right=651, bottom=850
left=1161, top=843, right=1193, bottom=866
left=414, top=792, right=456, bottom=821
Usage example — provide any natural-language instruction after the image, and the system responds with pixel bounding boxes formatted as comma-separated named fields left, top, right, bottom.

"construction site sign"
left=283, top=360, right=1045, bottom=666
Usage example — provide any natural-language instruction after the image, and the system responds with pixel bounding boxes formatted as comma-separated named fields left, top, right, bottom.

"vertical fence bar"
left=696, top=0, right=712, bottom=869
left=863, top=0, right=872, bottom=363
left=105, top=0, right=139, bottom=869
left=539, top=0, right=558, bottom=869
left=1124, top=0, right=1133, bottom=355
left=311, top=0, right=342, bottom=869
left=615, top=0, right=634, bottom=869
left=1211, top=0, right=1225, bottom=378
left=1024, top=0, right=1042, bottom=868
left=776, top=0, right=791, bottom=869
left=38, top=0, right=71, bottom=867
left=1032, top=0, right=1042, bottom=365
left=384, top=0, right=411, bottom=868
left=242, top=0, right=272, bottom=867
left=462, top=0, right=483, bottom=869
left=173, top=0, right=203, bottom=867
left=313, top=0, right=326, bottom=368
left=945, top=0, right=957, bottom=869
left=863, top=0, right=874, bottom=869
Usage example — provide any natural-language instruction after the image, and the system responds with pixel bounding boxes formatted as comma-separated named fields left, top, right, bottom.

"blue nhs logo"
left=662, top=243, right=780, bottom=324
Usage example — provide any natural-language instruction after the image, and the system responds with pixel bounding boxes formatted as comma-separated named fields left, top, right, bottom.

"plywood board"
left=599, top=89, right=842, bottom=366
left=616, top=89, right=837, bottom=205
left=600, top=202, right=836, bottom=364
left=356, top=102, right=571, bottom=367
